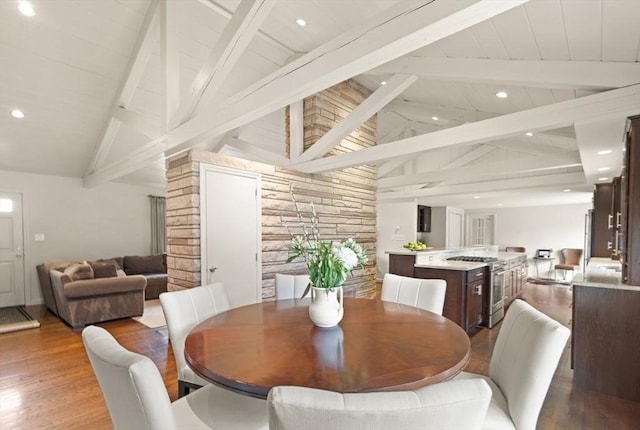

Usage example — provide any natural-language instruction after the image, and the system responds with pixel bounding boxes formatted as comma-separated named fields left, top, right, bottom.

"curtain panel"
left=149, top=195, right=167, bottom=254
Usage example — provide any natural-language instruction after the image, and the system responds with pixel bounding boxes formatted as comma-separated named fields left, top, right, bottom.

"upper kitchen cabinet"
left=620, top=115, right=640, bottom=285
left=591, top=183, right=614, bottom=258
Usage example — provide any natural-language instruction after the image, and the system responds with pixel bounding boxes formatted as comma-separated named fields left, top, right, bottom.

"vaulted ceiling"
left=2, top=0, right=639, bottom=209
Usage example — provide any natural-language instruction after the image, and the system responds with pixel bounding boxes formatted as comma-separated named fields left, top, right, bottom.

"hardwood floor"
left=1, top=282, right=639, bottom=429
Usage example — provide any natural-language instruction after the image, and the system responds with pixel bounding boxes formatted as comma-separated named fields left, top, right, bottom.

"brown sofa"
left=36, top=254, right=167, bottom=329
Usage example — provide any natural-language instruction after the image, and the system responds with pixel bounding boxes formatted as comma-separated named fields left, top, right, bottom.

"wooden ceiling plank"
left=170, top=0, right=276, bottom=129
left=379, top=152, right=581, bottom=189
left=297, top=73, right=417, bottom=163
left=296, top=84, right=640, bottom=174
left=85, top=0, right=159, bottom=175
left=369, top=57, right=640, bottom=90
left=378, top=172, right=585, bottom=200
left=84, top=0, right=530, bottom=187
left=160, top=0, right=180, bottom=128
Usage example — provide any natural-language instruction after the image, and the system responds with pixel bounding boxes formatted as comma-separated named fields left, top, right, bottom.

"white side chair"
left=160, top=282, right=231, bottom=397
left=268, top=378, right=492, bottom=430
left=82, top=325, right=268, bottom=430
left=381, top=273, right=447, bottom=315
left=275, top=273, right=310, bottom=300
left=456, top=299, right=571, bottom=430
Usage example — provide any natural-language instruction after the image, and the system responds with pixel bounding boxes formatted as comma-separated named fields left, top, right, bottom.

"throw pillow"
left=116, top=269, right=127, bottom=278
left=97, top=258, right=123, bottom=271
left=64, top=263, right=94, bottom=281
left=89, top=261, right=117, bottom=279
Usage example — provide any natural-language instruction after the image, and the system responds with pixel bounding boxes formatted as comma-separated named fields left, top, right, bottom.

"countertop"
left=414, top=261, right=487, bottom=271
left=572, top=258, right=640, bottom=291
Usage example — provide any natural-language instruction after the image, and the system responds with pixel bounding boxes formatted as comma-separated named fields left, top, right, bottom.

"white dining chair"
left=455, top=299, right=570, bottom=430
left=274, top=273, right=310, bottom=300
left=380, top=273, right=447, bottom=315
left=159, top=282, right=231, bottom=397
left=82, top=325, right=268, bottom=430
left=267, top=378, right=492, bottom=430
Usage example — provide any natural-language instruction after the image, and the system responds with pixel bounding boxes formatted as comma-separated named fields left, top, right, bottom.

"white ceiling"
left=1, top=0, right=639, bottom=208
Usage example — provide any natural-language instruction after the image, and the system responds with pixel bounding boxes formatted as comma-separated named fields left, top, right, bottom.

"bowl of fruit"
left=403, top=241, right=428, bottom=251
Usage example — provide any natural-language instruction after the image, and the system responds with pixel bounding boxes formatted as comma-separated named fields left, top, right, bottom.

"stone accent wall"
left=166, top=79, right=377, bottom=298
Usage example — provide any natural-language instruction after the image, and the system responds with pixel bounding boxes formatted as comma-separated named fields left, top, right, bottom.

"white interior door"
left=447, top=209, right=464, bottom=248
left=0, top=193, right=25, bottom=308
left=201, top=165, right=261, bottom=308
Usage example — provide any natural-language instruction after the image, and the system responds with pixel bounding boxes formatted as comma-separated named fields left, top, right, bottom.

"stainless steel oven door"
left=491, top=270, right=506, bottom=313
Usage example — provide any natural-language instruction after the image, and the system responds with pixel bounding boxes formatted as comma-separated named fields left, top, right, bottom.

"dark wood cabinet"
left=414, top=266, right=485, bottom=336
left=388, top=254, right=415, bottom=278
left=417, top=205, right=431, bottom=232
left=620, top=115, right=640, bottom=285
left=611, top=176, right=622, bottom=260
left=591, top=183, right=614, bottom=258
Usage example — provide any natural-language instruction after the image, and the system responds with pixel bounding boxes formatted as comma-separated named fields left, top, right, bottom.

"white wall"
left=468, top=203, right=591, bottom=276
left=0, top=170, right=165, bottom=305
left=376, top=199, right=417, bottom=279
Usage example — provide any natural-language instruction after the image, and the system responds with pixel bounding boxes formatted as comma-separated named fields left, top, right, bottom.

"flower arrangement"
left=282, top=187, right=368, bottom=296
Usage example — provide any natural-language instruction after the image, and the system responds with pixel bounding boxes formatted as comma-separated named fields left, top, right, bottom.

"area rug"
left=0, top=306, right=41, bottom=334
left=132, top=299, right=166, bottom=328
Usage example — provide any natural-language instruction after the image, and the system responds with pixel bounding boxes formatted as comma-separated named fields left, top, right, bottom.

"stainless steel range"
left=446, top=256, right=506, bottom=327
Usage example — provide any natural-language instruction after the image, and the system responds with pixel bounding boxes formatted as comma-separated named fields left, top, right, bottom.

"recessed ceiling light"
left=18, top=1, right=35, bottom=17
left=496, top=91, right=508, bottom=98
left=431, top=116, right=438, bottom=121
left=473, top=195, right=480, bottom=199
left=598, top=177, right=610, bottom=181
left=597, top=149, right=612, bottom=155
left=381, top=81, right=387, bottom=85
left=525, top=132, right=533, bottom=137
left=597, top=167, right=610, bottom=171
left=295, top=18, right=307, bottom=27
left=10, top=109, right=25, bottom=119
left=497, top=203, right=503, bottom=206
left=563, top=189, right=571, bottom=192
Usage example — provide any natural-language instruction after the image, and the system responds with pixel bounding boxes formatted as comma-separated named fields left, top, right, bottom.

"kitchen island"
left=571, top=258, right=640, bottom=402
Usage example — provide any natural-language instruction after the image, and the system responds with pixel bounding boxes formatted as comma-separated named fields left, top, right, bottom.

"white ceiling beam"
left=379, top=152, right=582, bottom=189
left=170, top=0, right=276, bottom=129
left=160, top=0, right=180, bottom=128
left=369, top=57, right=640, bottom=90
left=223, top=137, right=290, bottom=166
left=442, top=144, right=496, bottom=169
left=378, top=124, right=405, bottom=144
left=378, top=172, right=586, bottom=200
left=112, top=107, right=160, bottom=139
left=296, top=84, right=640, bottom=174
left=297, top=73, right=417, bottom=163
left=85, top=0, right=159, bottom=174
left=384, top=100, right=495, bottom=123
left=196, top=0, right=293, bottom=56
left=84, top=0, right=530, bottom=187
left=289, top=101, right=304, bottom=161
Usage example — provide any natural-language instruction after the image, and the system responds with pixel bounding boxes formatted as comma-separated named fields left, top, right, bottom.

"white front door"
left=201, top=165, right=261, bottom=308
left=0, top=192, right=25, bottom=307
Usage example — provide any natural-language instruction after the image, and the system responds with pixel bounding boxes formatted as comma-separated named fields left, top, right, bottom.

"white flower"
left=333, top=245, right=359, bottom=271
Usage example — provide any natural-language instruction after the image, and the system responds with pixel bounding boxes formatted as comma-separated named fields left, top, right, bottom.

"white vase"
left=308, top=286, right=344, bottom=328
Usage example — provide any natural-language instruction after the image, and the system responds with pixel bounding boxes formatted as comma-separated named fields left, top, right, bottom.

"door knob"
left=209, top=266, right=218, bottom=273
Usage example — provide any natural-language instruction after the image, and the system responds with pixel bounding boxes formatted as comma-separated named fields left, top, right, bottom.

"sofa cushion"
left=89, top=261, right=118, bottom=279
left=64, top=263, right=94, bottom=281
left=123, top=255, right=165, bottom=275
left=63, top=275, right=147, bottom=299
left=97, top=257, right=123, bottom=271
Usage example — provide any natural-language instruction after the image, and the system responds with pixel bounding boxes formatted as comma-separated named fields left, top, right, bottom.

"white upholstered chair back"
left=82, top=325, right=178, bottom=430
left=381, top=273, right=447, bottom=315
left=489, top=299, right=570, bottom=430
left=275, top=273, right=310, bottom=300
left=159, top=282, right=231, bottom=395
left=268, top=379, right=491, bottom=430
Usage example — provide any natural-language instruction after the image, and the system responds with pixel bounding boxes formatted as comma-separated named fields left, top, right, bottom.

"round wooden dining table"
left=184, top=297, right=470, bottom=399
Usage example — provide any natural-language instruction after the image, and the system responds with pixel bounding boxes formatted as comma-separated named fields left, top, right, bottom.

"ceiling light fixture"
left=563, top=189, right=571, bottom=192
left=295, top=18, right=307, bottom=27
left=598, top=177, right=610, bottom=181
left=431, top=116, right=438, bottom=121
left=597, top=149, right=612, bottom=155
left=525, top=132, right=533, bottom=137
left=18, top=1, right=35, bottom=17
left=10, top=109, right=25, bottom=119
left=473, top=196, right=480, bottom=199
left=497, top=203, right=503, bottom=206
left=597, top=167, right=610, bottom=171
left=381, top=81, right=387, bottom=85
left=496, top=91, right=508, bottom=98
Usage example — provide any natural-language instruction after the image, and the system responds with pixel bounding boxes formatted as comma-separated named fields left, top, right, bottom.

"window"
left=466, top=213, right=496, bottom=246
